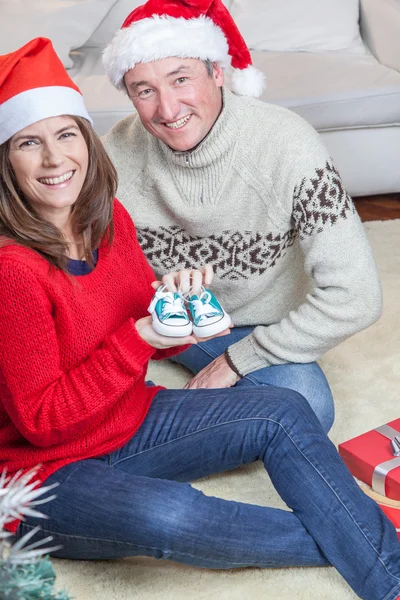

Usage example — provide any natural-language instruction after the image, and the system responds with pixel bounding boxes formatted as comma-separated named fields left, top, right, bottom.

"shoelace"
left=161, top=295, right=187, bottom=318
left=150, top=285, right=187, bottom=317
left=185, top=287, right=220, bottom=317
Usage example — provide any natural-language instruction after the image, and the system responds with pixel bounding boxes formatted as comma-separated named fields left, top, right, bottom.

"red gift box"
left=339, top=418, right=400, bottom=500
left=358, top=483, right=400, bottom=540
left=380, top=504, right=400, bottom=539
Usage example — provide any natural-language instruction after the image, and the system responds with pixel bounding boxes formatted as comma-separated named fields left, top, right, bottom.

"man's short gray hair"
left=203, top=59, right=214, bottom=77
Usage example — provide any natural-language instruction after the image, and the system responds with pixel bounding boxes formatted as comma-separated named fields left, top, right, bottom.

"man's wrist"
left=224, top=348, right=243, bottom=379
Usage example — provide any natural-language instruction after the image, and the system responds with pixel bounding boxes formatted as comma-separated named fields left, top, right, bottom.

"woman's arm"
left=0, top=259, right=156, bottom=448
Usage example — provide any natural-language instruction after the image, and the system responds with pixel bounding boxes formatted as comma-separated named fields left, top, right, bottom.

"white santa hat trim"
left=231, top=65, right=266, bottom=98
left=0, top=86, right=92, bottom=145
left=103, top=15, right=230, bottom=91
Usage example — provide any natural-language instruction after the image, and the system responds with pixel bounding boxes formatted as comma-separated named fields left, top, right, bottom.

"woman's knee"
left=129, top=482, right=204, bottom=547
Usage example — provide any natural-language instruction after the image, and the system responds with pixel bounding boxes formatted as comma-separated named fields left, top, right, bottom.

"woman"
left=1, top=38, right=400, bottom=600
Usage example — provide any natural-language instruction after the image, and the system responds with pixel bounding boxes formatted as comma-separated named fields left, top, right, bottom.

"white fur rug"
left=54, top=220, right=400, bottom=600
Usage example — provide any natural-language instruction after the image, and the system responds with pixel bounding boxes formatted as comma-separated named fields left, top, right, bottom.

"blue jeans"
left=171, top=326, right=335, bottom=433
left=16, top=386, right=400, bottom=600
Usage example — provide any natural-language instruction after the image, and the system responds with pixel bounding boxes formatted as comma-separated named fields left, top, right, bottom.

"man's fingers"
left=201, top=264, right=214, bottom=287
left=161, top=272, right=178, bottom=292
left=177, top=269, right=192, bottom=294
left=158, top=265, right=214, bottom=295
left=184, top=378, right=199, bottom=389
left=190, top=270, right=203, bottom=295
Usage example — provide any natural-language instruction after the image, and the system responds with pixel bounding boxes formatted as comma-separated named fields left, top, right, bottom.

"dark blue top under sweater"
left=66, top=249, right=98, bottom=275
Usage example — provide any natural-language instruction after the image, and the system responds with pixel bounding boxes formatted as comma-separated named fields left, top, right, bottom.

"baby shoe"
left=186, top=287, right=231, bottom=338
left=148, top=285, right=192, bottom=337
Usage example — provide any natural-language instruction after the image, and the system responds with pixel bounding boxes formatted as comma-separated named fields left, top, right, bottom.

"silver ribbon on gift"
left=372, top=425, right=400, bottom=496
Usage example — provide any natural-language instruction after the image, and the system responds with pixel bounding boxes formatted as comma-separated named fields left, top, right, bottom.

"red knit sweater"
left=0, top=200, right=185, bottom=530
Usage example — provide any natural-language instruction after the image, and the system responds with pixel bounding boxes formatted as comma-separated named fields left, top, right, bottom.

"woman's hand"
left=151, top=265, right=214, bottom=294
left=135, top=316, right=197, bottom=349
left=135, top=316, right=232, bottom=349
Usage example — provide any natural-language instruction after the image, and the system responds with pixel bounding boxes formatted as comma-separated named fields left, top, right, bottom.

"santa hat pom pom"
left=231, top=66, right=266, bottom=98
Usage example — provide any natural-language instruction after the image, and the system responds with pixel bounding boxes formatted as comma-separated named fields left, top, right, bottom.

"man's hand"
left=151, top=265, right=214, bottom=294
left=184, top=353, right=240, bottom=389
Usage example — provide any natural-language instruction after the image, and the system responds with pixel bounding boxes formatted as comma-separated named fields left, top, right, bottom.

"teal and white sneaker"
left=148, top=285, right=192, bottom=337
left=187, top=287, right=231, bottom=338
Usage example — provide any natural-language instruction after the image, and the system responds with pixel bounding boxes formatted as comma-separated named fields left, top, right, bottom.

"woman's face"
left=8, top=116, right=89, bottom=226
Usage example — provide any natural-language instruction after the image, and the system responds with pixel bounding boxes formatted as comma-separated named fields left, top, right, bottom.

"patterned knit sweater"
left=0, top=200, right=184, bottom=526
left=103, top=88, right=382, bottom=376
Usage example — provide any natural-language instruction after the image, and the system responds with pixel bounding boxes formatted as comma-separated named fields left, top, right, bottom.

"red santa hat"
left=103, top=0, right=265, bottom=98
left=0, top=37, right=92, bottom=145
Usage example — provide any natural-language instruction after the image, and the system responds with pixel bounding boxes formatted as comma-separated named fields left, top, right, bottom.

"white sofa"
left=2, top=0, right=400, bottom=197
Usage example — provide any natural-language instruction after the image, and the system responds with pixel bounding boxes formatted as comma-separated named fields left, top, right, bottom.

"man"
left=102, top=0, right=382, bottom=433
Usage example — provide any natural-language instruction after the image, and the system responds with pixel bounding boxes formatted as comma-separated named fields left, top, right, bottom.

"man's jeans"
left=171, top=325, right=335, bottom=433
left=17, top=387, right=400, bottom=600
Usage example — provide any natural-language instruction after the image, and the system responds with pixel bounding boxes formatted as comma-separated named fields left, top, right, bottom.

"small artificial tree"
left=0, top=467, right=71, bottom=599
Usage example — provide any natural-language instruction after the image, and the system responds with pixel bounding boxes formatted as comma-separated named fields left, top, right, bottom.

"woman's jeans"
left=17, top=387, right=400, bottom=600
left=171, top=325, right=335, bottom=433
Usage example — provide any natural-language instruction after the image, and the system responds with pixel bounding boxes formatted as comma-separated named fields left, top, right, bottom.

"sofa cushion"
left=71, top=48, right=134, bottom=135
left=360, top=0, right=400, bottom=73
left=0, top=0, right=117, bottom=68
left=250, top=51, right=400, bottom=130
left=230, top=0, right=366, bottom=55
left=85, top=0, right=143, bottom=47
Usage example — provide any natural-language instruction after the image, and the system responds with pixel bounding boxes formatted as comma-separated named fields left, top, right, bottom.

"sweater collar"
left=157, top=87, right=244, bottom=169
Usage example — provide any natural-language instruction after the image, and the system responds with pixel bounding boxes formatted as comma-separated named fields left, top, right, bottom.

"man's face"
left=124, top=57, right=224, bottom=152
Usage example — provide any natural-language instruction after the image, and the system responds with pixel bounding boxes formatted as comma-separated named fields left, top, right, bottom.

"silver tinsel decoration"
left=0, top=467, right=71, bottom=599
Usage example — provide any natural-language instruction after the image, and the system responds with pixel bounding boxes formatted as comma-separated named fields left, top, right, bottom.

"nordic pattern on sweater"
left=136, top=161, right=354, bottom=280
left=137, top=226, right=297, bottom=278
left=102, top=88, right=382, bottom=377
left=0, top=200, right=185, bottom=512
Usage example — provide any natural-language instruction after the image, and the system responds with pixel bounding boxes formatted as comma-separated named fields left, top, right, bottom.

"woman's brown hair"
left=0, top=116, right=117, bottom=272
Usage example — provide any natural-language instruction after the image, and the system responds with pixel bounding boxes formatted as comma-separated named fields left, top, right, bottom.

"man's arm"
left=227, top=159, right=382, bottom=377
